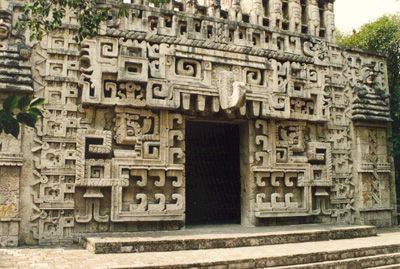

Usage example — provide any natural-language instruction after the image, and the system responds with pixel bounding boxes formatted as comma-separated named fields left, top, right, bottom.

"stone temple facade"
left=0, top=0, right=397, bottom=246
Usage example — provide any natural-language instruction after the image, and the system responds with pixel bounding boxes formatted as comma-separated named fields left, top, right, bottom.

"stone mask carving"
left=0, top=10, right=11, bottom=40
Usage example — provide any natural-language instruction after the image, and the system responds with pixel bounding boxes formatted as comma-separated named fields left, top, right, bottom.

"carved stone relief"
left=0, top=0, right=395, bottom=245
left=356, top=126, right=391, bottom=210
left=251, top=120, right=333, bottom=220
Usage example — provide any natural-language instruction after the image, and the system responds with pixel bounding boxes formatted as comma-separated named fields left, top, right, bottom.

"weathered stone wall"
left=0, top=0, right=396, bottom=246
left=0, top=0, right=34, bottom=246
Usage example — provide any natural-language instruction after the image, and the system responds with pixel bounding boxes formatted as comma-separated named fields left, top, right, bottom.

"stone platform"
left=81, top=224, right=377, bottom=254
left=1, top=228, right=400, bottom=268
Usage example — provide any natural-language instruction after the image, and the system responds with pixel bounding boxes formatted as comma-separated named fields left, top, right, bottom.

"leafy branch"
left=0, top=96, right=45, bottom=138
left=18, top=0, right=169, bottom=43
left=18, top=0, right=109, bottom=42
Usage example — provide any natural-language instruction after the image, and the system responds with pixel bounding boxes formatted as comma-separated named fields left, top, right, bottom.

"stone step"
left=373, top=264, right=400, bottom=269
left=109, top=243, right=400, bottom=269
left=269, top=253, right=400, bottom=269
left=4, top=231, right=400, bottom=269
left=81, top=224, right=377, bottom=254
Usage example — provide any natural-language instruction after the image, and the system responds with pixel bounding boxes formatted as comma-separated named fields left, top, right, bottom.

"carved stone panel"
left=249, top=120, right=333, bottom=221
left=0, top=167, right=20, bottom=219
left=254, top=169, right=312, bottom=217
left=355, top=126, right=392, bottom=211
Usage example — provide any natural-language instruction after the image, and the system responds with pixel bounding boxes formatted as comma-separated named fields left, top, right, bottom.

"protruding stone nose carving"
left=218, top=71, right=247, bottom=111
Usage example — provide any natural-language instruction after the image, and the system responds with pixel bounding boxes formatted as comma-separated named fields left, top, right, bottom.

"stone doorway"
left=185, top=121, right=241, bottom=225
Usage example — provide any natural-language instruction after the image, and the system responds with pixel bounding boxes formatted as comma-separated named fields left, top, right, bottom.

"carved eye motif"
left=127, top=130, right=136, bottom=136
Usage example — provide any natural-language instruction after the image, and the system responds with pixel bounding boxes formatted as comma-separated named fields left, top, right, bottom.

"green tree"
left=337, top=15, right=400, bottom=157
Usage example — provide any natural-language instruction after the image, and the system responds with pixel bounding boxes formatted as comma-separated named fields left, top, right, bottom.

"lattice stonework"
left=251, top=120, right=333, bottom=218
left=0, top=0, right=395, bottom=245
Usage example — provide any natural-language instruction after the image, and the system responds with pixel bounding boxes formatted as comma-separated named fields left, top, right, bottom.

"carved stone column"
left=250, top=0, right=264, bottom=25
left=288, top=0, right=301, bottom=33
left=324, top=1, right=335, bottom=42
left=228, top=0, right=242, bottom=22
left=269, top=0, right=283, bottom=29
left=307, top=0, right=320, bottom=36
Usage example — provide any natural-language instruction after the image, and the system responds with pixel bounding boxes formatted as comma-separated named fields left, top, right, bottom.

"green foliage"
left=18, top=0, right=109, bottom=42
left=337, top=15, right=400, bottom=157
left=18, top=0, right=168, bottom=43
left=0, top=96, right=44, bottom=138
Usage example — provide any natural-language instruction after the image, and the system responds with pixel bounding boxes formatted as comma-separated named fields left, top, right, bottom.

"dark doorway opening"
left=185, top=121, right=241, bottom=225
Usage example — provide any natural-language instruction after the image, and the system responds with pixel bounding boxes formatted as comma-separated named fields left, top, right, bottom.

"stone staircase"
left=77, top=225, right=400, bottom=269
left=81, top=224, right=376, bottom=254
